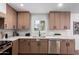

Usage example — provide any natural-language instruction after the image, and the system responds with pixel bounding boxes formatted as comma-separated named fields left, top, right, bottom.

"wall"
left=31, top=14, right=48, bottom=36
left=0, top=3, right=6, bottom=14
left=0, top=30, right=13, bottom=39
left=70, top=13, right=79, bottom=50
left=31, top=13, right=79, bottom=50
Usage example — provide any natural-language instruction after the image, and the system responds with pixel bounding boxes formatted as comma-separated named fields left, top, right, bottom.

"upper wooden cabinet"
left=4, top=4, right=17, bottom=29
left=49, top=11, right=70, bottom=30
left=17, top=12, right=31, bottom=30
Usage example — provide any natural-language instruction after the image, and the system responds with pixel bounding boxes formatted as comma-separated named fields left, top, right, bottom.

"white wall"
left=31, top=14, right=48, bottom=36
left=71, top=13, right=79, bottom=50
left=0, top=3, right=6, bottom=14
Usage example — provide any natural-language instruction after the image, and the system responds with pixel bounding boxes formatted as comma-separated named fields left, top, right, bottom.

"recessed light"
left=20, top=4, right=24, bottom=7
left=58, top=3, right=63, bottom=7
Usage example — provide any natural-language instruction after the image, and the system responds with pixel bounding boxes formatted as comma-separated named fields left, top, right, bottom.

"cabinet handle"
left=64, top=26, right=67, bottom=29
left=22, top=26, right=25, bottom=29
left=4, top=24, right=7, bottom=28
left=28, top=42, right=30, bottom=46
left=38, top=42, right=40, bottom=46
left=66, top=42, right=70, bottom=47
left=53, top=26, right=56, bottom=29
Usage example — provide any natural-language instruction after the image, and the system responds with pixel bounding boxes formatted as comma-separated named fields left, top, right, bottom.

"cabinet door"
left=60, top=12, right=66, bottom=29
left=60, top=12, right=70, bottom=30
left=60, top=40, right=68, bottom=54
left=12, top=40, right=18, bottom=55
left=54, top=12, right=61, bottom=30
left=5, top=4, right=17, bottom=29
left=19, top=39, right=31, bottom=54
left=18, top=13, right=25, bottom=29
left=67, top=40, right=75, bottom=54
left=39, top=39, right=48, bottom=53
left=49, top=12, right=55, bottom=30
left=18, top=12, right=30, bottom=30
left=30, top=39, right=39, bottom=53
left=49, top=12, right=70, bottom=30
left=64, top=12, right=70, bottom=29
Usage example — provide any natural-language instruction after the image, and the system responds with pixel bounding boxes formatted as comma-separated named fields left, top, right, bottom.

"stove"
left=0, top=41, right=12, bottom=49
left=0, top=41, right=12, bottom=55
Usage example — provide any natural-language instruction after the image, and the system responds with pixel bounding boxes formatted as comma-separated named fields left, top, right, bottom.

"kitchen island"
left=0, top=36, right=75, bottom=55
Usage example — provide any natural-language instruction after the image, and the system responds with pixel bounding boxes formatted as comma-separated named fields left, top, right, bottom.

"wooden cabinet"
left=50, top=39, right=75, bottom=55
left=4, top=4, right=31, bottom=30
left=12, top=40, right=18, bottom=55
left=12, top=39, right=75, bottom=55
left=30, top=39, right=39, bottom=53
left=60, top=39, right=75, bottom=55
left=60, top=40, right=68, bottom=54
left=64, top=12, right=70, bottom=29
left=49, top=11, right=70, bottom=30
left=31, top=39, right=48, bottom=54
left=0, top=18, right=4, bottom=29
left=54, top=12, right=61, bottom=30
left=60, top=12, right=70, bottom=29
left=4, top=4, right=17, bottom=29
left=19, top=39, right=31, bottom=54
left=18, top=39, right=48, bottom=54
left=17, top=12, right=31, bottom=30
left=67, top=40, right=75, bottom=54
left=39, top=39, right=48, bottom=53
left=49, top=12, right=55, bottom=30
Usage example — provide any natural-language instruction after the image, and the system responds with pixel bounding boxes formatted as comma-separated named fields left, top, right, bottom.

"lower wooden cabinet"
left=12, top=40, right=18, bottom=55
left=60, top=40, right=68, bottom=54
left=67, top=40, right=75, bottom=54
left=19, top=39, right=31, bottom=54
left=18, top=39, right=48, bottom=54
left=60, top=39, right=75, bottom=55
left=12, top=39, right=75, bottom=55
left=50, top=39, right=75, bottom=55
left=30, top=39, right=39, bottom=53
left=39, top=39, right=48, bottom=53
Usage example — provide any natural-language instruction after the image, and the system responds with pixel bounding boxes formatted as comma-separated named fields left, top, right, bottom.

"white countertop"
left=0, top=36, right=75, bottom=41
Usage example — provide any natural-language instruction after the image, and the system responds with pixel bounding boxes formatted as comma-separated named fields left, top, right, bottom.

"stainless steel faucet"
left=38, top=30, right=41, bottom=37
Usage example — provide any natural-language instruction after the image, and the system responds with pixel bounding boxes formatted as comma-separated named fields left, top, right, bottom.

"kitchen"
left=0, top=3, right=79, bottom=55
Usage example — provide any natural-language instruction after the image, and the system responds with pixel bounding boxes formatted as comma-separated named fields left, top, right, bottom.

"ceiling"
left=8, top=3, right=79, bottom=13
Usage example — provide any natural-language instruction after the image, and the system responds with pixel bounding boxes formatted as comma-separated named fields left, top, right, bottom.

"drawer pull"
left=38, top=42, right=40, bottom=46
left=66, top=42, right=70, bottom=46
left=64, top=26, right=67, bottom=29
left=28, top=42, right=30, bottom=46
left=53, top=26, right=56, bottom=29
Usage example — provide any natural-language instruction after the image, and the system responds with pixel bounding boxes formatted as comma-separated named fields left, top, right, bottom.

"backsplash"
left=17, top=30, right=30, bottom=36
left=0, top=30, right=13, bottom=39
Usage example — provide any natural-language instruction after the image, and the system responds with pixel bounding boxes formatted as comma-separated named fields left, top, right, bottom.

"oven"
left=0, top=41, right=12, bottom=55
